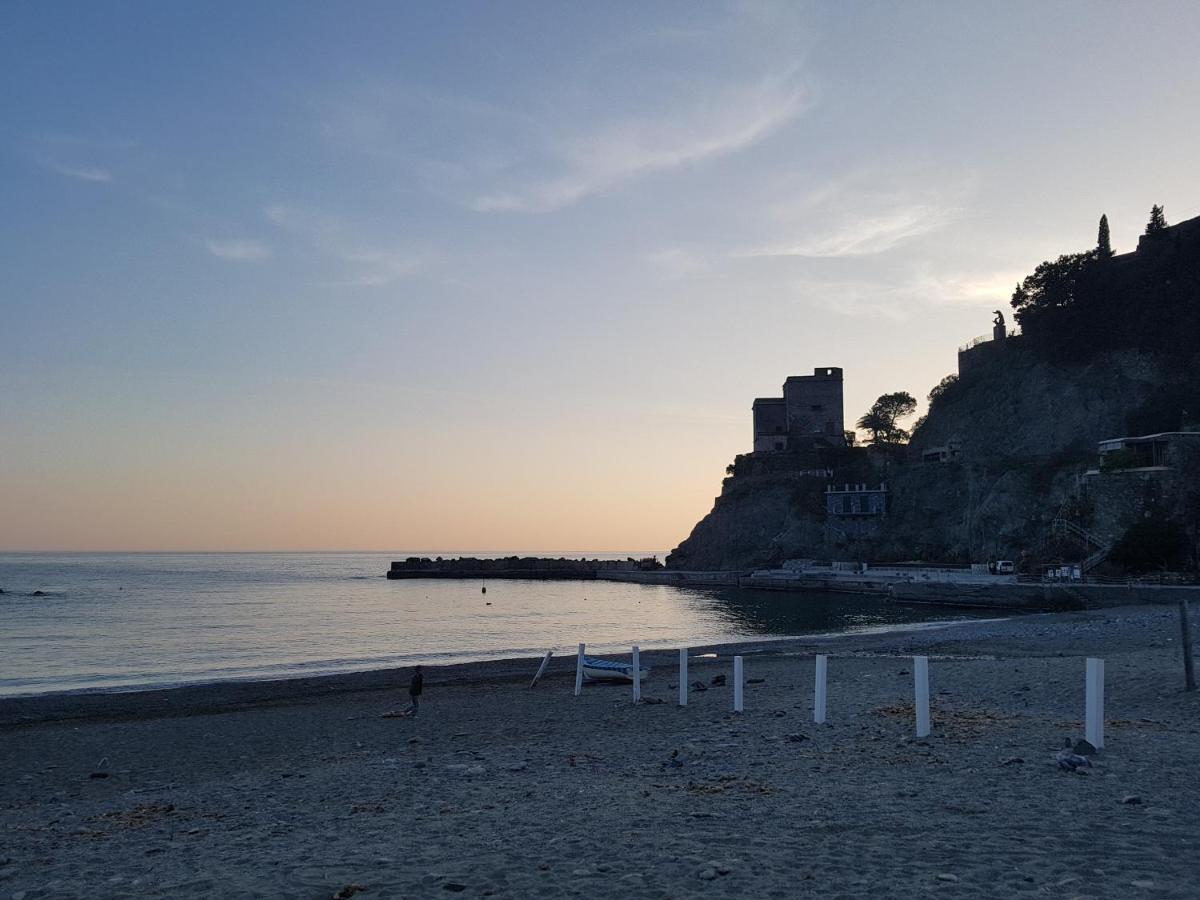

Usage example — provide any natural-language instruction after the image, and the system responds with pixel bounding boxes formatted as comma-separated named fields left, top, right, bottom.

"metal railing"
left=958, top=333, right=991, bottom=353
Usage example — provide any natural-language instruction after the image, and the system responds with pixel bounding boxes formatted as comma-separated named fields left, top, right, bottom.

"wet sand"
left=2, top=604, right=1199, bottom=898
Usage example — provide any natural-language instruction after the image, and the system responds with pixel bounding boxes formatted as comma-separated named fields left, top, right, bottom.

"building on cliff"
left=825, top=482, right=888, bottom=539
left=826, top=482, right=888, bottom=515
left=1071, top=430, right=1200, bottom=565
left=752, top=367, right=845, bottom=452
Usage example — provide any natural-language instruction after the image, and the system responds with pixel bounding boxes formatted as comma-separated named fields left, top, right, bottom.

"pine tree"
left=1097, top=214, right=1112, bottom=258
left=856, top=391, right=917, bottom=445
left=1145, top=204, right=1168, bottom=236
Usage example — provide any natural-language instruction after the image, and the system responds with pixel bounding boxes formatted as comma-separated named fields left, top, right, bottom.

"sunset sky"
left=2, top=1, right=1198, bottom=552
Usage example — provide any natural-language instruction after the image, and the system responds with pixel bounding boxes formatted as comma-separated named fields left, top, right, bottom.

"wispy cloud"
left=264, top=204, right=431, bottom=286
left=45, top=162, right=112, bottom=183
left=28, top=133, right=138, bottom=184
left=746, top=203, right=960, bottom=258
left=31, top=133, right=138, bottom=151
left=795, top=265, right=1024, bottom=321
left=644, top=246, right=711, bottom=280
left=206, top=239, right=271, bottom=261
left=471, top=70, right=809, bottom=213
left=914, top=268, right=1025, bottom=306
left=318, top=6, right=813, bottom=214
left=330, top=249, right=424, bottom=287
left=738, top=169, right=975, bottom=259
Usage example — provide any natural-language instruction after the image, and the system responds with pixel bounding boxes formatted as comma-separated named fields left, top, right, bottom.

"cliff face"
left=666, top=473, right=829, bottom=570
left=667, top=345, right=1181, bottom=570
left=910, top=347, right=1164, bottom=462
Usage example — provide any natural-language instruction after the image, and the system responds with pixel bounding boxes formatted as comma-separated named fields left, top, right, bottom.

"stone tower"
left=753, top=367, right=845, bottom=452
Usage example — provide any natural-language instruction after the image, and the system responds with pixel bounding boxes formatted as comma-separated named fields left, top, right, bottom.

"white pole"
left=1086, top=657, right=1105, bottom=749
left=914, top=656, right=930, bottom=738
left=529, top=650, right=554, bottom=688
left=814, top=654, right=827, bottom=724
left=679, top=648, right=688, bottom=707
left=632, top=645, right=641, bottom=703
left=574, top=643, right=585, bottom=696
left=733, top=656, right=744, bottom=713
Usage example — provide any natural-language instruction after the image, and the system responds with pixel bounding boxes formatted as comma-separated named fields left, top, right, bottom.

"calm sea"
left=0, top=552, right=995, bottom=697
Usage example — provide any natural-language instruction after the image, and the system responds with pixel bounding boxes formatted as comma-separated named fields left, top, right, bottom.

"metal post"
left=679, top=648, right=688, bottom=706
left=1086, top=658, right=1104, bottom=749
left=814, top=655, right=827, bottom=724
left=632, top=646, right=641, bottom=703
left=914, top=656, right=930, bottom=738
left=733, top=656, right=744, bottom=713
left=1181, top=600, right=1196, bottom=692
left=574, top=643, right=585, bottom=696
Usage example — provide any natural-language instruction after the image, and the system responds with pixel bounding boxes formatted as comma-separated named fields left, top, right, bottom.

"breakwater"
left=385, top=556, right=660, bottom=580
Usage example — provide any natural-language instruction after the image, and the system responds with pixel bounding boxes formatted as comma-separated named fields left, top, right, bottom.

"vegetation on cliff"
left=856, top=391, right=917, bottom=445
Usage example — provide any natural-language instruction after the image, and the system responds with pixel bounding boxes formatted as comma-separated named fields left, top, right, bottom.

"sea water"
left=0, top=552, right=996, bottom=697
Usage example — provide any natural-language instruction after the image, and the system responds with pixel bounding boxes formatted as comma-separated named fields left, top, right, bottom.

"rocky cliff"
left=667, top=343, right=1191, bottom=570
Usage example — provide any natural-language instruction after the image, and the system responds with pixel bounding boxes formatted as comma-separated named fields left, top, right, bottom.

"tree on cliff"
left=857, top=391, right=916, bottom=445
left=1097, top=214, right=1112, bottom=258
left=1145, top=204, right=1168, bottom=236
left=1009, top=251, right=1099, bottom=356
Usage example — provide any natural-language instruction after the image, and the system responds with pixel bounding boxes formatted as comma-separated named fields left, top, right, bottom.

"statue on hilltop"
left=993, top=309, right=1005, bottom=327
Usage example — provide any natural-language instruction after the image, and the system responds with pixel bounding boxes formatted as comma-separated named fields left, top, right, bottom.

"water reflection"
left=683, top=586, right=998, bottom=636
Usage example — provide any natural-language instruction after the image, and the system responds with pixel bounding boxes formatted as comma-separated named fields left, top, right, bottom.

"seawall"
left=890, top=581, right=1200, bottom=610
left=596, top=570, right=742, bottom=588
left=387, top=569, right=598, bottom=580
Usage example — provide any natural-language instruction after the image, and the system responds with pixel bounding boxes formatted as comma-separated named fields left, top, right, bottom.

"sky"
left=2, top=0, right=1198, bottom=553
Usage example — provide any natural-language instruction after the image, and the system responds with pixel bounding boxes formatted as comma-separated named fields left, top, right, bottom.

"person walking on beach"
left=406, top=665, right=423, bottom=717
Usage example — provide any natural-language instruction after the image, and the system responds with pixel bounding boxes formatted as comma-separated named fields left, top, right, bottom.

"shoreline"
left=0, top=607, right=1011, bottom=715
left=0, top=607, right=1095, bottom=727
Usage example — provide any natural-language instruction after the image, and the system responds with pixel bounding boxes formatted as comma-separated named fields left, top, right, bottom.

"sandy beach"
left=3, top=604, right=1199, bottom=899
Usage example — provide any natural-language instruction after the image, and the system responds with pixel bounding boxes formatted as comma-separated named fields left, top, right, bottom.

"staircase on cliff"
left=1051, top=516, right=1112, bottom=574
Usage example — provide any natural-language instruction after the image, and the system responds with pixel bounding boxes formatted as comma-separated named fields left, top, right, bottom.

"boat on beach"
left=581, top=656, right=650, bottom=682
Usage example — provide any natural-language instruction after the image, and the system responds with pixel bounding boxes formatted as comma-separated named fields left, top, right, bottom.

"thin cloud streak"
left=745, top=203, right=962, bottom=258
left=207, top=239, right=271, bottom=261
left=736, top=168, right=977, bottom=259
left=264, top=203, right=432, bottom=286
left=45, top=162, right=112, bottom=183
left=317, top=7, right=814, bottom=215
left=644, top=246, right=711, bottom=280
left=797, top=266, right=1026, bottom=321
left=28, top=133, right=139, bottom=183
left=471, top=70, right=809, bottom=213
